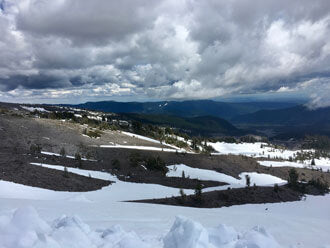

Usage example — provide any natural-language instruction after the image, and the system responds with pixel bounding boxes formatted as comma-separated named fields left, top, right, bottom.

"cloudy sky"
left=0, top=0, right=330, bottom=107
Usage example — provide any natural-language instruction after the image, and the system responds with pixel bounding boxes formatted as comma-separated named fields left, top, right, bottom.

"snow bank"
left=0, top=207, right=150, bottom=248
left=163, top=216, right=281, bottom=248
left=167, top=164, right=286, bottom=187
left=100, top=144, right=182, bottom=152
left=0, top=208, right=283, bottom=248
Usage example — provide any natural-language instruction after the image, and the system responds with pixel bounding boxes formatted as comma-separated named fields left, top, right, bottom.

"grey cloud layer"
left=0, top=0, right=330, bottom=106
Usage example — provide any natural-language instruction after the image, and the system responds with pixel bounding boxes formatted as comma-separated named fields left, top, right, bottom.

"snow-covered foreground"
left=0, top=164, right=329, bottom=247
left=167, top=164, right=286, bottom=188
left=0, top=207, right=284, bottom=248
left=259, top=159, right=330, bottom=172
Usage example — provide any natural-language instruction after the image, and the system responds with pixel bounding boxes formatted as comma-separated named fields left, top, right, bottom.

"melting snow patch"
left=20, top=106, right=49, bottom=112
left=259, top=160, right=330, bottom=172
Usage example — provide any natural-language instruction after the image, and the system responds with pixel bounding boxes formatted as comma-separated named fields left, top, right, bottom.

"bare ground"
left=1, top=107, right=329, bottom=195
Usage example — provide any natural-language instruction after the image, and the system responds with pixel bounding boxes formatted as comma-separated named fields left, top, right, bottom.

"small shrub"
left=308, top=178, right=329, bottom=193
left=75, top=152, right=82, bottom=168
left=274, top=183, right=279, bottom=193
left=179, top=189, right=186, bottom=203
left=30, top=143, right=41, bottom=154
left=75, top=152, right=81, bottom=161
left=194, top=183, right=203, bottom=203
left=63, top=167, right=69, bottom=178
left=60, top=147, right=66, bottom=157
left=129, top=152, right=142, bottom=167
left=145, top=156, right=168, bottom=174
left=245, top=174, right=251, bottom=188
left=112, top=159, right=121, bottom=170
left=288, top=168, right=299, bottom=187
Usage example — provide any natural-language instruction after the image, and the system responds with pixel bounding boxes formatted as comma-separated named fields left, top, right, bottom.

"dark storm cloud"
left=16, top=0, right=161, bottom=45
left=0, top=0, right=330, bottom=106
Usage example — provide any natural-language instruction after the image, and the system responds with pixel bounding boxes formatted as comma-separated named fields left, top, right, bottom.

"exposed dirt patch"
left=120, top=175, right=227, bottom=189
left=0, top=151, right=111, bottom=192
left=131, top=185, right=308, bottom=208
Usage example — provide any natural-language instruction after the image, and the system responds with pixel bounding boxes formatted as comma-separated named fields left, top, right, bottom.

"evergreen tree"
left=194, top=183, right=203, bottom=203
left=245, top=174, right=251, bottom=187
left=288, top=168, right=299, bottom=187
left=60, top=147, right=66, bottom=157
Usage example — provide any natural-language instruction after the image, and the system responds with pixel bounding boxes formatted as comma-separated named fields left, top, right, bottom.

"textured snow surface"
left=0, top=207, right=283, bottom=248
left=164, top=216, right=282, bottom=248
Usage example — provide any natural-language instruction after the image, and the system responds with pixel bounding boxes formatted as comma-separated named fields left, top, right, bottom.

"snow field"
left=1, top=177, right=330, bottom=247
left=0, top=161, right=329, bottom=247
left=20, top=106, right=49, bottom=113
left=208, top=142, right=313, bottom=160
left=99, top=144, right=187, bottom=153
left=28, top=162, right=195, bottom=201
left=258, top=159, right=330, bottom=172
left=167, top=164, right=286, bottom=187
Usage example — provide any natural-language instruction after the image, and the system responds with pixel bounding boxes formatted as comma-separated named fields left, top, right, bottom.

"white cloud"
left=0, top=0, right=329, bottom=106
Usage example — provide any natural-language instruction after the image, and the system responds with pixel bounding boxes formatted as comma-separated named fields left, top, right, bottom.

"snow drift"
left=0, top=207, right=283, bottom=248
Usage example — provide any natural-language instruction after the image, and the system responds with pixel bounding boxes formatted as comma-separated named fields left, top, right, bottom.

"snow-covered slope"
left=0, top=163, right=329, bottom=247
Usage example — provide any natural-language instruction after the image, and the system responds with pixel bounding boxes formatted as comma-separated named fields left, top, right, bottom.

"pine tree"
left=194, top=183, right=203, bottom=203
left=245, top=174, right=251, bottom=188
left=60, top=147, right=66, bottom=157
left=311, top=158, right=316, bottom=166
left=288, top=168, right=299, bottom=187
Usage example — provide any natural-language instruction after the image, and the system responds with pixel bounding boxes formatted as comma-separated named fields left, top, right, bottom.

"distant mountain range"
left=69, top=100, right=298, bottom=119
left=232, top=105, right=330, bottom=125
left=232, top=105, right=330, bottom=138
left=64, top=100, right=330, bottom=138
left=122, top=113, right=243, bottom=136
